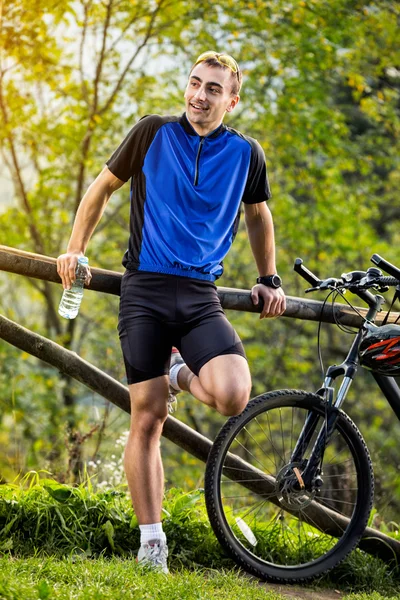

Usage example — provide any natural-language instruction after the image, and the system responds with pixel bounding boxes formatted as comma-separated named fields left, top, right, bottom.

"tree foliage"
left=0, top=0, right=399, bottom=519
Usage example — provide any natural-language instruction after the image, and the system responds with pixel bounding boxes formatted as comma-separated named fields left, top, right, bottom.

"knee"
left=130, top=404, right=168, bottom=438
left=218, top=399, right=248, bottom=417
left=216, top=384, right=250, bottom=417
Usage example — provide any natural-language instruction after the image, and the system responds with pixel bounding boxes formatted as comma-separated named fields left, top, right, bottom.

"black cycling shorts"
left=118, top=270, right=246, bottom=384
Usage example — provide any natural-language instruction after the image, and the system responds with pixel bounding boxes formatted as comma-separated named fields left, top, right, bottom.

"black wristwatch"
left=256, top=274, right=282, bottom=288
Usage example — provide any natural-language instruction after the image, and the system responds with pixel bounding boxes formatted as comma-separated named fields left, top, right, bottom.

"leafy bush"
left=0, top=473, right=228, bottom=568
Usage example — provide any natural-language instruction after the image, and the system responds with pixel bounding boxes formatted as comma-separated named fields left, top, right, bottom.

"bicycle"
left=205, top=253, right=400, bottom=582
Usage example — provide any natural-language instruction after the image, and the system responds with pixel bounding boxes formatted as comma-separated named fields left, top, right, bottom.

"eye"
left=210, top=88, right=220, bottom=94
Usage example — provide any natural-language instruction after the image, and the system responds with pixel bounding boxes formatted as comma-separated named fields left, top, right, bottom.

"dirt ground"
left=262, top=582, right=344, bottom=600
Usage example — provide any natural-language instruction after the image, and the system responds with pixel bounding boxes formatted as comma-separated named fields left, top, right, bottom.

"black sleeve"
left=241, top=138, right=272, bottom=204
left=105, top=114, right=165, bottom=182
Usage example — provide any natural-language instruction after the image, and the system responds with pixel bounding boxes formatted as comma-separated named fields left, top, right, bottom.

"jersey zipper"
left=194, top=137, right=205, bottom=186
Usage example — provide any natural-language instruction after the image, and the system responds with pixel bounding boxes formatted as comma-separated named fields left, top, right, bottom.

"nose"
left=193, top=85, right=207, bottom=102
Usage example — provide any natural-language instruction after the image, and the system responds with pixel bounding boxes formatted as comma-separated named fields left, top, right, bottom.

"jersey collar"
left=180, top=112, right=225, bottom=139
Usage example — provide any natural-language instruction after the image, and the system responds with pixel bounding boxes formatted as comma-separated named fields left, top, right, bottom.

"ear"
left=226, top=94, right=240, bottom=113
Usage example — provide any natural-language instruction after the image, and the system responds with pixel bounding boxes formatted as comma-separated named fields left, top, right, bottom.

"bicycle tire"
left=205, top=389, right=374, bottom=582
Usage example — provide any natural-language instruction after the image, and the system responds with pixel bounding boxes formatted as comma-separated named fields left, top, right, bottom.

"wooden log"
left=0, top=245, right=121, bottom=296
left=1, top=245, right=398, bottom=327
left=0, top=312, right=398, bottom=563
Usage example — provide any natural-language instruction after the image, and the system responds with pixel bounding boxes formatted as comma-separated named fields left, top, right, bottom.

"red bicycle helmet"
left=359, top=324, right=400, bottom=376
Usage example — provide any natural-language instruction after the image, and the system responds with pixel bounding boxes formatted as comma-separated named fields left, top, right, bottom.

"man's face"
left=184, top=63, right=239, bottom=135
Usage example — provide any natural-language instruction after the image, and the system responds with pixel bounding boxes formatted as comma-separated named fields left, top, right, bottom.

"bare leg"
left=178, top=354, right=251, bottom=416
left=124, top=376, right=169, bottom=524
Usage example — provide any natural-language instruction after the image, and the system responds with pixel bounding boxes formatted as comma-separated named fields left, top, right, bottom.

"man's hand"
left=57, top=252, right=92, bottom=290
left=251, top=284, right=286, bottom=319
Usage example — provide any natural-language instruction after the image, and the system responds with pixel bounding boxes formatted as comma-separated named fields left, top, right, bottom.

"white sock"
left=139, top=522, right=166, bottom=545
left=169, top=363, right=185, bottom=391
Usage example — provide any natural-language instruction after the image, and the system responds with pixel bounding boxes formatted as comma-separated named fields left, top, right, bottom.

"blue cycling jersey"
left=106, top=113, right=271, bottom=281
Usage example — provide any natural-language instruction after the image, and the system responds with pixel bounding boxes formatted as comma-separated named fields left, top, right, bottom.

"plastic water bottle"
left=58, top=256, right=89, bottom=319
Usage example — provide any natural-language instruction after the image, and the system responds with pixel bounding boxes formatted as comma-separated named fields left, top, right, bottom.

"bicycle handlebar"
left=294, top=258, right=321, bottom=287
left=380, top=276, right=400, bottom=286
left=371, top=254, right=400, bottom=280
left=294, top=255, right=400, bottom=295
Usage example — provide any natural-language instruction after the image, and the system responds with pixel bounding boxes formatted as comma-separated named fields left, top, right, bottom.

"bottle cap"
left=78, top=256, right=89, bottom=264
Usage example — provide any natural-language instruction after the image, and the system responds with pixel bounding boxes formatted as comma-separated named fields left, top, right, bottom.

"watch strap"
left=256, top=274, right=282, bottom=288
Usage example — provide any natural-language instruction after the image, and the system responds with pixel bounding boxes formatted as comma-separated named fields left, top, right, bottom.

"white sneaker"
left=137, top=539, right=169, bottom=574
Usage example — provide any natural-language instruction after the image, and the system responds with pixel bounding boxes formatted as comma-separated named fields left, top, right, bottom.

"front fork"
left=289, top=360, right=358, bottom=490
left=296, top=375, right=354, bottom=489
left=289, top=295, right=384, bottom=490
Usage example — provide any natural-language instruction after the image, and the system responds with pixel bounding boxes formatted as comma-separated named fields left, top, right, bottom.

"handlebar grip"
left=294, top=258, right=321, bottom=287
left=371, top=254, right=400, bottom=280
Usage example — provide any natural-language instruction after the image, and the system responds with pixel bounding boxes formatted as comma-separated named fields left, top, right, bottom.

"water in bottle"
left=58, top=256, right=89, bottom=319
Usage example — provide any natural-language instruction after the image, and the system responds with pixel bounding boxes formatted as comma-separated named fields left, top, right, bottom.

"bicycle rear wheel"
left=205, top=390, right=374, bottom=582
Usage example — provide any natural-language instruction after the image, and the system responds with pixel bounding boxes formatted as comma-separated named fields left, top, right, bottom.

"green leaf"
left=37, top=581, right=52, bottom=599
left=130, top=514, right=138, bottom=529
left=171, top=490, right=203, bottom=517
left=44, top=485, right=73, bottom=503
left=0, top=515, right=19, bottom=537
left=103, top=520, right=115, bottom=550
left=0, top=538, right=13, bottom=551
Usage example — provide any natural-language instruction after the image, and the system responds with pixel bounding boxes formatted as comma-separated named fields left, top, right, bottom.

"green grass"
left=0, top=556, right=283, bottom=600
left=344, top=596, right=400, bottom=600
left=0, top=478, right=225, bottom=568
left=0, top=475, right=399, bottom=597
left=0, top=556, right=399, bottom=600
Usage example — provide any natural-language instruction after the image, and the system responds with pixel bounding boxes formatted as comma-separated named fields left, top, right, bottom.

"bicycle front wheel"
left=205, top=390, right=374, bottom=582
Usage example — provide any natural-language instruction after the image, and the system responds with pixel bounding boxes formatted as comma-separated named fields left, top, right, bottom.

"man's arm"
left=244, top=201, right=286, bottom=319
left=57, top=166, right=125, bottom=289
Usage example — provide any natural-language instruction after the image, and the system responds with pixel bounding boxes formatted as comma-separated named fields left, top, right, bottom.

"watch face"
left=257, top=275, right=282, bottom=288
left=271, top=274, right=282, bottom=288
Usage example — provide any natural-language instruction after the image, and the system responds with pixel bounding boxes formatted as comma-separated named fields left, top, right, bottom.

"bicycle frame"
left=290, top=287, right=400, bottom=489
left=372, top=373, right=400, bottom=420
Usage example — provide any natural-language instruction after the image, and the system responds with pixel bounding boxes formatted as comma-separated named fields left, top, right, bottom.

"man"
left=57, top=51, right=286, bottom=573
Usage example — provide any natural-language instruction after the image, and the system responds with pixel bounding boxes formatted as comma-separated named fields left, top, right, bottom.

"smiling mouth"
left=190, top=102, right=209, bottom=112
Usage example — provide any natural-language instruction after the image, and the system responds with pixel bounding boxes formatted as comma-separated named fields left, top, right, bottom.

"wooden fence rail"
left=1, top=244, right=399, bottom=326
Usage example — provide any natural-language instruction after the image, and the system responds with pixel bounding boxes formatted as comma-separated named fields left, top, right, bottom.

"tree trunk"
left=0, top=313, right=399, bottom=564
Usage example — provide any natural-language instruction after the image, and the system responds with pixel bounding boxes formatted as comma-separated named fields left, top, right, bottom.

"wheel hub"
left=275, top=462, right=316, bottom=510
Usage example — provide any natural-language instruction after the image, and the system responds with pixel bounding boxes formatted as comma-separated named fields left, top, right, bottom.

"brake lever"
left=353, top=274, right=389, bottom=293
left=305, top=279, right=343, bottom=293
left=319, top=277, right=342, bottom=290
